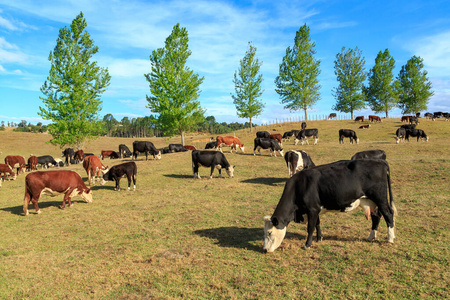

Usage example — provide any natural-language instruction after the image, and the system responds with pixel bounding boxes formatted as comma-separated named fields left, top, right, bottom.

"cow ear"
left=233, top=165, right=236, bottom=169
left=271, top=216, right=279, bottom=226
left=86, top=188, right=91, bottom=193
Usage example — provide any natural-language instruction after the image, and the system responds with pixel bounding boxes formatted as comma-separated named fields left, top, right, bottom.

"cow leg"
left=114, top=176, right=120, bottom=191
left=316, top=216, right=323, bottom=242
left=368, top=209, right=382, bottom=241
left=193, top=163, right=200, bottom=179
left=60, top=188, right=75, bottom=209
left=132, top=173, right=136, bottom=191
left=126, top=174, right=132, bottom=191
left=210, top=165, right=216, bottom=179
left=314, top=137, right=318, bottom=145
left=23, top=190, right=32, bottom=216
left=304, top=213, right=319, bottom=249
left=31, top=196, right=41, bottom=214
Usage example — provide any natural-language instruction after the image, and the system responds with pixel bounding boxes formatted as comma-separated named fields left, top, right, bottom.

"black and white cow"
left=328, top=113, right=337, bottom=120
left=284, top=150, right=315, bottom=177
left=351, top=149, right=386, bottom=160
left=395, top=128, right=406, bottom=144
left=37, top=155, right=57, bottom=168
left=339, top=129, right=359, bottom=144
left=100, top=162, right=137, bottom=191
left=295, top=129, right=318, bottom=145
left=256, top=131, right=270, bottom=138
left=191, top=150, right=234, bottom=179
left=282, top=131, right=295, bottom=141
left=263, top=159, right=396, bottom=252
left=253, top=138, right=284, bottom=157
left=169, top=144, right=188, bottom=153
left=205, top=141, right=217, bottom=150
left=119, top=144, right=132, bottom=158
left=409, top=116, right=419, bottom=125
left=406, top=129, right=429, bottom=142
left=132, top=141, right=162, bottom=160
left=62, top=148, right=75, bottom=166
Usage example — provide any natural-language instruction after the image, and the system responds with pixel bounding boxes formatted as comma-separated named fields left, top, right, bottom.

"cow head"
left=226, top=165, right=235, bottom=178
left=263, top=215, right=286, bottom=253
left=155, top=151, right=162, bottom=160
left=81, top=188, right=93, bottom=203
left=239, top=145, right=245, bottom=153
left=356, top=138, right=360, bottom=144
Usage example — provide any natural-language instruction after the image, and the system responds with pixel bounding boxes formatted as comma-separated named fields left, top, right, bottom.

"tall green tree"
left=396, top=55, right=434, bottom=114
left=145, top=23, right=205, bottom=145
left=363, top=49, right=398, bottom=118
left=232, top=42, right=264, bottom=132
left=39, top=12, right=110, bottom=149
left=275, top=24, right=321, bottom=121
left=103, top=113, right=118, bottom=136
left=332, top=46, right=367, bottom=119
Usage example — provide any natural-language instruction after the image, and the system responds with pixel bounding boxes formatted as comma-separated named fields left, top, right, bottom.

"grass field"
left=0, top=118, right=449, bottom=299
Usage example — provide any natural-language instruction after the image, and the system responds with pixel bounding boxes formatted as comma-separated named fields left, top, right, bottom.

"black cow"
left=119, top=144, right=132, bottom=158
left=100, top=162, right=137, bottom=191
left=443, top=112, right=449, bottom=121
left=205, top=141, right=217, bottom=149
left=424, top=112, right=433, bottom=119
left=160, top=147, right=171, bottom=154
left=351, top=149, right=386, bottom=160
left=256, top=131, right=270, bottom=138
left=282, top=131, right=294, bottom=141
left=37, top=155, right=57, bottom=168
left=253, top=138, right=284, bottom=157
left=132, top=141, right=162, bottom=160
left=409, top=116, right=419, bottom=125
left=328, top=113, right=337, bottom=120
left=395, top=128, right=406, bottom=144
left=62, top=148, right=74, bottom=166
left=433, top=112, right=443, bottom=120
left=169, top=144, right=188, bottom=153
left=263, top=159, right=396, bottom=252
left=406, top=129, right=428, bottom=142
left=191, top=150, right=234, bottom=179
left=401, top=124, right=416, bottom=130
left=284, top=150, right=315, bottom=177
left=339, top=129, right=359, bottom=144
left=295, top=129, right=318, bottom=145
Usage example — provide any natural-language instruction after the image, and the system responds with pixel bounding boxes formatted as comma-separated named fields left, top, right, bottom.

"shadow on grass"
left=163, top=174, right=193, bottom=179
left=194, top=227, right=263, bottom=252
left=0, top=200, right=88, bottom=216
left=240, top=177, right=287, bottom=186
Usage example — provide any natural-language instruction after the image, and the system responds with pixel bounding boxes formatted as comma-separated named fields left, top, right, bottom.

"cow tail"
left=387, top=167, right=397, bottom=218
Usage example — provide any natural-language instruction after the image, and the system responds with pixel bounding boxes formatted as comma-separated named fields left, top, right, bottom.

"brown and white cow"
left=5, top=155, right=26, bottom=175
left=100, top=150, right=119, bottom=160
left=83, top=155, right=109, bottom=186
left=369, top=115, right=381, bottom=123
left=0, top=163, right=16, bottom=181
left=269, top=134, right=283, bottom=147
left=354, top=116, right=364, bottom=122
left=23, top=170, right=93, bottom=215
left=184, top=145, right=197, bottom=151
left=216, top=136, right=245, bottom=153
left=73, top=150, right=85, bottom=163
left=27, top=156, right=38, bottom=171
left=359, top=124, right=370, bottom=129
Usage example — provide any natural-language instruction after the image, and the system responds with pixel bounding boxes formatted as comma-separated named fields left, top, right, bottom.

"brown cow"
left=74, top=150, right=85, bottom=163
left=83, top=156, right=109, bottom=186
left=401, top=116, right=412, bottom=123
left=23, top=170, right=93, bottom=215
left=100, top=150, right=119, bottom=160
left=5, top=155, right=26, bottom=175
left=216, top=136, right=245, bottom=153
left=27, top=156, right=38, bottom=171
left=184, top=145, right=197, bottom=151
left=359, top=124, right=370, bottom=129
left=0, top=163, right=16, bottom=181
left=269, top=134, right=283, bottom=147
left=354, top=116, right=364, bottom=122
left=369, top=115, right=382, bottom=122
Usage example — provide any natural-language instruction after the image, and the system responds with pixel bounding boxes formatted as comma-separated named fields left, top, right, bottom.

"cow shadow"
left=240, top=177, right=287, bottom=186
left=163, top=174, right=193, bottom=179
left=0, top=200, right=86, bottom=216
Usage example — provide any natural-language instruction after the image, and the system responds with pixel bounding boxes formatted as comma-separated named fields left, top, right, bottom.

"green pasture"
left=0, top=118, right=449, bottom=299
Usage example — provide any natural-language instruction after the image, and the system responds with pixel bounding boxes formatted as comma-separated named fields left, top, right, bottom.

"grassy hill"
left=0, top=118, right=449, bottom=298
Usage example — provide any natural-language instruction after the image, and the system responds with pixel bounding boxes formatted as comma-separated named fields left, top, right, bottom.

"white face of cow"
left=155, top=151, right=162, bottom=160
left=239, top=146, right=245, bottom=153
left=226, top=165, right=234, bottom=178
left=81, top=189, right=93, bottom=203
left=263, top=215, right=286, bottom=253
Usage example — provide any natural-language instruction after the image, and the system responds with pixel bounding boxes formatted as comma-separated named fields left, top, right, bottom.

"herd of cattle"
left=0, top=114, right=445, bottom=251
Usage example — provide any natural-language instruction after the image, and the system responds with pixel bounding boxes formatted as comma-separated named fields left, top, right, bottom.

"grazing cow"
left=269, top=134, right=283, bottom=147
left=184, top=145, right=197, bottom=151
left=282, top=131, right=295, bottom=141
left=101, top=150, right=119, bottom=160
left=254, top=138, right=284, bottom=157
left=216, top=136, right=245, bottom=153
left=354, top=116, right=364, bottom=122
left=23, top=170, right=93, bottom=215
left=339, top=129, right=359, bottom=144
left=132, top=141, right=161, bottom=160
left=4, top=155, right=26, bottom=175
left=119, top=144, right=132, bottom=158
left=409, top=116, right=419, bottom=125
left=37, top=155, right=57, bottom=169
left=263, top=159, right=396, bottom=252
left=100, top=162, right=137, bottom=191
left=401, top=116, right=412, bottom=123
left=54, top=158, right=64, bottom=167
left=83, top=155, right=109, bottom=186
left=406, top=129, right=429, bottom=142
left=27, top=156, right=38, bottom=171
left=369, top=115, right=382, bottom=123
left=284, top=150, right=315, bottom=177
left=73, top=150, right=85, bottom=163
left=62, top=148, right=75, bottom=166
left=160, top=147, right=171, bottom=154
left=256, top=131, right=270, bottom=138
left=328, top=113, right=337, bottom=120
left=205, top=141, right=217, bottom=150
left=395, top=128, right=407, bottom=144
left=169, top=144, right=188, bottom=153
left=444, top=112, right=450, bottom=121
left=424, top=112, right=433, bottom=120
left=192, top=150, right=234, bottom=179
left=0, top=163, right=16, bottom=181
left=359, top=124, right=370, bottom=129
left=351, top=149, right=386, bottom=160
left=301, top=122, right=307, bottom=130
left=433, top=112, right=443, bottom=120
left=294, top=129, right=319, bottom=145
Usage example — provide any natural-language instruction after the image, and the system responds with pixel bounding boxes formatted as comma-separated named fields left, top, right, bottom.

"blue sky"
left=0, top=0, right=449, bottom=125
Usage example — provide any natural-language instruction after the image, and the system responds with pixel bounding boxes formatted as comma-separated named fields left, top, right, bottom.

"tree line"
left=37, top=12, right=434, bottom=149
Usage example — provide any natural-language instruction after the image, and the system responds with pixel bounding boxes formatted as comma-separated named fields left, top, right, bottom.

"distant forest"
left=2, top=115, right=256, bottom=137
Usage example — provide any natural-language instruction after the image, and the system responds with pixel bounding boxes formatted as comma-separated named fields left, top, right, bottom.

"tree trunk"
left=304, top=108, right=308, bottom=121
left=249, top=117, right=253, bottom=132
left=181, top=131, right=185, bottom=146
left=385, top=109, right=389, bottom=118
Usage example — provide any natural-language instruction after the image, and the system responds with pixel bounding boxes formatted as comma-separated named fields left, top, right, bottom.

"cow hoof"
left=302, top=244, right=310, bottom=250
left=69, top=204, right=74, bottom=207
left=58, top=205, right=65, bottom=210
left=24, top=210, right=29, bottom=216
left=36, top=210, right=42, bottom=214
left=127, top=187, right=130, bottom=191
left=316, top=236, right=323, bottom=242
